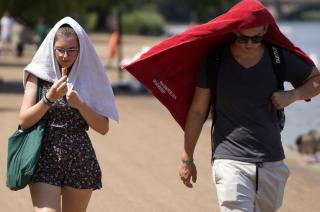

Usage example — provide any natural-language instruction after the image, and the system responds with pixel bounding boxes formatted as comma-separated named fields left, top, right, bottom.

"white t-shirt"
left=0, top=16, right=14, bottom=41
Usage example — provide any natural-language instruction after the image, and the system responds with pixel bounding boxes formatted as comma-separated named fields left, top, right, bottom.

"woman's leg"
left=29, top=183, right=61, bottom=212
left=61, top=186, right=93, bottom=212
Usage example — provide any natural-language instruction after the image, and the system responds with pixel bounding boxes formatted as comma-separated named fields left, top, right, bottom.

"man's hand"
left=179, top=162, right=197, bottom=188
left=271, top=90, right=298, bottom=109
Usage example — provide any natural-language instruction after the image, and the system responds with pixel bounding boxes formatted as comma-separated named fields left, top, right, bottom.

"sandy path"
left=0, top=34, right=319, bottom=212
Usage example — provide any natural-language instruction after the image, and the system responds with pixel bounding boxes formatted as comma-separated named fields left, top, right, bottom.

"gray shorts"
left=213, top=159, right=290, bottom=212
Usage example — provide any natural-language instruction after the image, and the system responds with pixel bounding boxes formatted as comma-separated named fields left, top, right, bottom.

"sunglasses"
left=54, top=48, right=79, bottom=56
left=236, top=34, right=263, bottom=44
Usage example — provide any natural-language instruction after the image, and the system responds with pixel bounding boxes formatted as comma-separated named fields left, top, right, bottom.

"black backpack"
left=205, top=44, right=286, bottom=138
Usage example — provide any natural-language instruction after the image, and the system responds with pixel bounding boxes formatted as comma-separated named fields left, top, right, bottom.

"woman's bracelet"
left=42, top=94, right=55, bottom=106
left=182, top=159, right=194, bottom=165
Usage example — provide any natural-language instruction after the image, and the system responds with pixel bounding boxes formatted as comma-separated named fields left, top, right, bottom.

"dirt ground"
left=0, top=33, right=320, bottom=212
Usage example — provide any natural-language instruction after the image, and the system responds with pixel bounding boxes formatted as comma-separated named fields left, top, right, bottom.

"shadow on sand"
left=0, top=81, right=23, bottom=94
left=0, top=62, right=28, bottom=68
left=112, top=79, right=151, bottom=96
left=0, top=80, right=152, bottom=96
left=0, top=107, right=20, bottom=112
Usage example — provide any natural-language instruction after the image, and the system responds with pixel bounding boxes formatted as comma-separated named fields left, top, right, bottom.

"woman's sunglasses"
left=236, top=34, right=263, bottom=44
left=54, top=48, right=79, bottom=56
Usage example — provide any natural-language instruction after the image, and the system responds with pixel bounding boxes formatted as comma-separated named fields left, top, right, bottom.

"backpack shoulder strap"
left=266, top=44, right=286, bottom=131
left=266, top=44, right=286, bottom=90
left=205, top=45, right=225, bottom=164
left=205, top=45, right=225, bottom=143
left=206, top=45, right=224, bottom=103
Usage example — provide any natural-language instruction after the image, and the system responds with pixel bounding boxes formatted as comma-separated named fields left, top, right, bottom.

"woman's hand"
left=66, top=90, right=83, bottom=109
left=66, top=90, right=109, bottom=134
left=46, top=76, right=68, bottom=101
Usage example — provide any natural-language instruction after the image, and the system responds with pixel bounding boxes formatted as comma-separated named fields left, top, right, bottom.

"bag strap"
left=17, top=79, right=44, bottom=130
left=206, top=45, right=224, bottom=127
left=266, top=44, right=286, bottom=131
left=205, top=45, right=225, bottom=159
left=266, top=45, right=286, bottom=90
left=36, top=78, right=43, bottom=102
left=206, top=45, right=225, bottom=164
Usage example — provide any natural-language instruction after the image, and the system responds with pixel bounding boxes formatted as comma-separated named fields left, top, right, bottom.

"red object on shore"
left=124, top=0, right=314, bottom=130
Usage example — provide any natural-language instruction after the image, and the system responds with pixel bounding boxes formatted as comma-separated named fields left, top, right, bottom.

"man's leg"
left=213, top=159, right=256, bottom=212
left=255, top=161, right=290, bottom=212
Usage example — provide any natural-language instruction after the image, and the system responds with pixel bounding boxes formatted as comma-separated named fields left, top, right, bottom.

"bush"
left=122, top=10, right=165, bottom=36
left=84, top=13, right=99, bottom=32
left=73, top=13, right=98, bottom=33
left=77, top=13, right=98, bottom=33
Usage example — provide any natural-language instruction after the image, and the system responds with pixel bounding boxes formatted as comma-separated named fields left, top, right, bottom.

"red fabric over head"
left=124, top=0, right=314, bottom=130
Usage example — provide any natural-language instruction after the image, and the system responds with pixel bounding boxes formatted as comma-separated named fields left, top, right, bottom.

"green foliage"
left=186, top=0, right=239, bottom=22
left=0, top=0, right=97, bottom=26
left=73, top=13, right=99, bottom=32
left=84, top=13, right=99, bottom=32
left=156, top=0, right=191, bottom=22
left=0, top=0, right=240, bottom=31
left=122, top=9, right=165, bottom=35
left=299, top=10, right=320, bottom=21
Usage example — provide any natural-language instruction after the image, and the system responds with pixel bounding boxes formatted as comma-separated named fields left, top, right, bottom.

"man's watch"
left=182, top=159, right=194, bottom=165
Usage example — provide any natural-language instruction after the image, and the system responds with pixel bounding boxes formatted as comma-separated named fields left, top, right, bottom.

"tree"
left=186, top=0, right=239, bottom=22
left=0, top=0, right=240, bottom=29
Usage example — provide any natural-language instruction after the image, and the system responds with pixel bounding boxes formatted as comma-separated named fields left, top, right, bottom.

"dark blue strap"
left=37, top=78, right=43, bottom=102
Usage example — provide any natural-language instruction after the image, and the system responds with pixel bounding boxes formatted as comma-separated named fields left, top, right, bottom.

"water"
left=278, top=21, right=320, bottom=147
left=278, top=21, right=320, bottom=66
left=282, top=85, right=320, bottom=147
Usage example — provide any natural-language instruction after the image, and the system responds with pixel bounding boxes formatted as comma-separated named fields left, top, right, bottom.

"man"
left=124, top=1, right=320, bottom=210
left=178, top=14, right=320, bottom=212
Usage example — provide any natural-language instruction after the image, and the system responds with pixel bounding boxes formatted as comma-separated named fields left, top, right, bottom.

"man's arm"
left=179, top=87, right=211, bottom=188
left=272, top=67, right=320, bottom=109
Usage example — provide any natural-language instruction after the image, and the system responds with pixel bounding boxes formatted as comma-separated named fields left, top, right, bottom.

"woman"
left=19, top=17, right=118, bottom=212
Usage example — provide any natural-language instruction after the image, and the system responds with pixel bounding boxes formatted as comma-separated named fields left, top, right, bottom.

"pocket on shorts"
left=212, top=161, right=216, bottom=184
left=212, top=160, right=222, bottom=184
left=213, top=160, right=241, bottom=202
left=275, top=162, right=290, bottom=209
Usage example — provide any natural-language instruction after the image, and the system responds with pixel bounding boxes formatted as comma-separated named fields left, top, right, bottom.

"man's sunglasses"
left=236, top=34, right=263, bottom=44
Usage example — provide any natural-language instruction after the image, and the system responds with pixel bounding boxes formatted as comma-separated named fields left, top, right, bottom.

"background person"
left=0, top=10, right=14, bottom=55
left=34, top=16, right=49, bottom=49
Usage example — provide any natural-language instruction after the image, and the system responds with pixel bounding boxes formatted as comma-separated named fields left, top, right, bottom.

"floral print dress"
left=31, top=81, right=102, bottom=189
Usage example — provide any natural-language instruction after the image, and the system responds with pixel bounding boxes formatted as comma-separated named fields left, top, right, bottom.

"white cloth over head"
left=24, top=17, right=119, bottom=122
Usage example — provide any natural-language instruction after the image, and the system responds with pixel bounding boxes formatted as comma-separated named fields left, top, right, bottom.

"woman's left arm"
left=67, top=90, right=109, bottom=135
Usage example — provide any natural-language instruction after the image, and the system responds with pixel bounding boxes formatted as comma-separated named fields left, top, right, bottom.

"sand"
left=0, top=33, right=319, bottom=212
